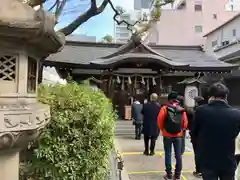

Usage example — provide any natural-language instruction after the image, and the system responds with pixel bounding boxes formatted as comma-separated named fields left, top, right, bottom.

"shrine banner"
left=184, top=85, right=198, bottom=107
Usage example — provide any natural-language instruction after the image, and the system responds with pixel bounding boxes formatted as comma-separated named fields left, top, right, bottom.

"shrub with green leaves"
left=21, top=82, right=117, bottom=180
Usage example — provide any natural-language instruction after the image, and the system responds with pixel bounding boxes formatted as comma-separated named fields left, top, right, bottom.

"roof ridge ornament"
left=131, top=34, right=141, bottom=46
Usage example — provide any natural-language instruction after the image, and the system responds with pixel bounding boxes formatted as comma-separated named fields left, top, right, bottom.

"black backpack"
left=165, top=105, right=183, bottom=134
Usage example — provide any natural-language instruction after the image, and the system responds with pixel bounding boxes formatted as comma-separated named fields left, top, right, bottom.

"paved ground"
left=115, top=120, right=199, bottom=180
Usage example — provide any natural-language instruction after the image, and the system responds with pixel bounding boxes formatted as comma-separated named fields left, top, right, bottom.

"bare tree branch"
left=25, top=0, right=174, bottom=37
left=107, top=0, right=141, bottom=33
left=108, top=0, right=173, bottom=37
left=58, top=0, right=108, bottom=36
left=48, top=0, right=59, bottom=12
left=91, top=0, right=97, bottom=10
left=55, top=0, right=67, bottom=22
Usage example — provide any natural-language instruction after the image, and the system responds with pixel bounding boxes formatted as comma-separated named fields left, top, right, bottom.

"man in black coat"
left=141, top=93, right=161, bottom=156
left=194, top=83, right=240, bottom=180
left=187, top=96, right=206, bottom=178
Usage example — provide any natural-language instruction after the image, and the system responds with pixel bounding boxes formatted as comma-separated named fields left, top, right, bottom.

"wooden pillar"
left=159, top=76, right=163, bottom=95
left=38, top=61, right=43, bottom=84
left=108, top=76, right=113, bottom=99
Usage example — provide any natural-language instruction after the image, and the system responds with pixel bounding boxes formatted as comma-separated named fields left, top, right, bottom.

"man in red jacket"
left=158, top=91, right=188, bottom=180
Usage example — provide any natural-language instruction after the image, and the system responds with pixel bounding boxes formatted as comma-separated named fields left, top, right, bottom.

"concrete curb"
left=114, top=138, right=131, bottom=180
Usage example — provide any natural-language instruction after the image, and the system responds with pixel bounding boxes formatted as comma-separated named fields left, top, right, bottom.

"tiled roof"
left=45, top=40, right=238, bottom=72
left=218, top=49, right=240, bottom=62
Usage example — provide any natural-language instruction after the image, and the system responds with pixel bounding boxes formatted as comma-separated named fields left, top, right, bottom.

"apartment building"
left=134, top=0, right=153, bottom=10
left=204, top=13, right=240, bottom=62
left=203, top=13, right=240, bottom=106
left=146, top=0, right=238, bottom=46
left=114, top=12, right=132, bottom=43
left=114, top=9, right=150, bottom=43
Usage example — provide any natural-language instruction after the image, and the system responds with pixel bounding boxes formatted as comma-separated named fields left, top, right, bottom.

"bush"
left=20, top=82, right=117, bottom=180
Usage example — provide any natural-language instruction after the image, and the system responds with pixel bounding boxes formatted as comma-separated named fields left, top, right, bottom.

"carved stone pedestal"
left=0, top=104, right=50, bottom=180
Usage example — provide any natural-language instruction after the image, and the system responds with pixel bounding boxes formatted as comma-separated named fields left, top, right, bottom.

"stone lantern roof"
left=0, top=0, right=65, bottom=56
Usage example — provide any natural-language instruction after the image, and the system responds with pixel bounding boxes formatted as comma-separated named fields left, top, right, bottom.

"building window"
left=195, top=25, right=202, bottom=33
left=233, top=29, right=236, bottom=36
left=27, top=57, right=37, bottom=93
left=212, top=40, right=218, bottom=47
left=194, top=1, right=202, bottom=11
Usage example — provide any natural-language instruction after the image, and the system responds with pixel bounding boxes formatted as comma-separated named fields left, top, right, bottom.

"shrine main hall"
left=43, top=37, right=239, bottom=118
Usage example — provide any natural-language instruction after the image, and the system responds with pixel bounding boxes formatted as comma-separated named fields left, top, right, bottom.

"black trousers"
left=190, top=133, right=201, bottom=173
left=135, top=124, right=142, bottom=139
left=181, top=130, right=186, bottom=155
left=202, top=169, right=235, bottom=180
left=144, top=135, right=157, bottom=152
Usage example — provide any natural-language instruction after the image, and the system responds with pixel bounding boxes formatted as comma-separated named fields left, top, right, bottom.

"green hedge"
left=20, top=82, right=117, bottom=180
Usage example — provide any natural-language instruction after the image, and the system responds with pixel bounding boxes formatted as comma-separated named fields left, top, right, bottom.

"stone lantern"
left=178, top=76, right=206, bottom=108
left=0, top=1, right=64, bottom=180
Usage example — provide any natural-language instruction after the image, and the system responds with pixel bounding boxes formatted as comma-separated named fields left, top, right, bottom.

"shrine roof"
left=45, top=39, right=238, bottom=72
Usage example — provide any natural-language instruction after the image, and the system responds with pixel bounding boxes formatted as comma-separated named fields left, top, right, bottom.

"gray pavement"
left=115, top=120, right=199, bottom=180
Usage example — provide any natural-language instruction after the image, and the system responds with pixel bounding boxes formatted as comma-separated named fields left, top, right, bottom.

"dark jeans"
left=163, top=137, right=182, bottom=178
left=181, top=130, right=186, bottom=155
left=135, top=124, right=142, bottom=139
left=202, top=170, right=235, bottom=180
left=190, top=133, right=201, bottom=173
left=144, top=135, right=157, bottom=153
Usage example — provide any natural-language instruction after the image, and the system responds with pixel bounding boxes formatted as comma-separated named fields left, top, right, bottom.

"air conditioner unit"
left=213, top=46, right=219, bottom=51
left=236, top=37, right=240, bottom=42
left=213, top=44, right=220, bottom=50
left=221, top=40, right=230, bottom=46
left=231, top=37, right=238, bottom=43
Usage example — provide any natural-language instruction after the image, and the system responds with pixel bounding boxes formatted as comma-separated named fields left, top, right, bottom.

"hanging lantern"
left=128, top=77, right=132, bottom=84
left=116, top=76, right=121, bottom=84
left=147, top=78, right=149, bottom=91
left=159, top=77, right=163, bottom=89
left=134, top=76, right=137, bottom=88
left=121, top=77, right=124, bottom=90
left=141, top=77, right=145, bottom=85
left=152, top=77, right=156, bottom=86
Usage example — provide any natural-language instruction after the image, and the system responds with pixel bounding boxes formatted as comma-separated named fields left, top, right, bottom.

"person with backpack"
left=176, top=95, right=186, bottom=155
left=158, top=91, right=188, bottom=180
